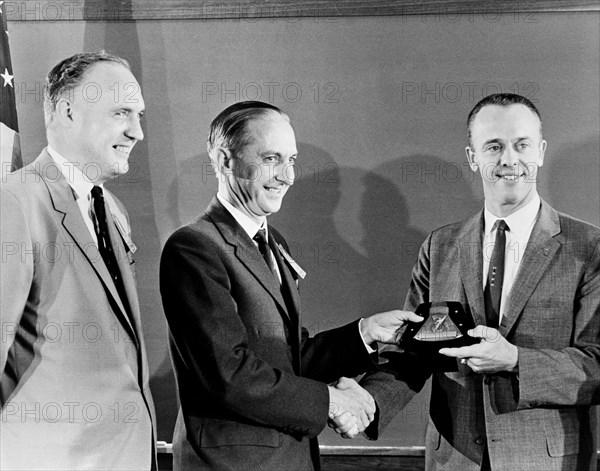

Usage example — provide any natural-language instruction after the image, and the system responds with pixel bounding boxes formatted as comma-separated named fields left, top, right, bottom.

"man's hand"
left=360, top=310, right=423, bottom=345
left=439, top=325, right=519, bottom=373
left=328, top=377, right=375, bottom=437
left=327, top=411, right=359, bottom=439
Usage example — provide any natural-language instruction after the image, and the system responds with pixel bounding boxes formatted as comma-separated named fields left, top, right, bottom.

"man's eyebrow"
left=481, top=138, right=502, bottom=146
left=111, top=105, right=146, bottom=114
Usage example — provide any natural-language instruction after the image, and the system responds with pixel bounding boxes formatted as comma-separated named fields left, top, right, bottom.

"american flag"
left=0, top=1, right=22, bottom=173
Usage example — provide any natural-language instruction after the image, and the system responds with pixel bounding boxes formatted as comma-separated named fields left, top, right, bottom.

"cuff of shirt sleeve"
left=358, top=318, right=377, bottom=354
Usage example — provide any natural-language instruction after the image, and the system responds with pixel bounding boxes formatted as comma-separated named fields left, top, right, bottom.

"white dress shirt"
left=47, top=146, right=98, bottom=245
left=482, top=193, right=541, bottom=321
left=217, top=193, right=282, bottom=282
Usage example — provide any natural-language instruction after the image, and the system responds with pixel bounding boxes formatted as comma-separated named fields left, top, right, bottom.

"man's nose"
left=500, top=146, right=518, bottom=167
left=125, top=117, right=144, bottom=141
left=275, top=161, right=295, bottom=185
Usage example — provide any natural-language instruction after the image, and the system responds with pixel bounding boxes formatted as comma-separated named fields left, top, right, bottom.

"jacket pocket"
left=546, top=432, right=581, bottom=457
left=199, top=420, right=282, bottom=448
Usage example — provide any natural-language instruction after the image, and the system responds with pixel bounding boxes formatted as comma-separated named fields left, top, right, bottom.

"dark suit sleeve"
left=359, top=234, right=433, bottom=438
left=300, top=321, right=377, bottom=383
left=160, top=227, right=329, bottom=437
left=516, top=237, right=600, bottom=408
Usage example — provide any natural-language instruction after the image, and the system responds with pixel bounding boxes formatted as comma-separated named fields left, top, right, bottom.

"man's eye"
left=263, top=156, right=278, bottom=163
left=486, top=145, right=501, bottom=152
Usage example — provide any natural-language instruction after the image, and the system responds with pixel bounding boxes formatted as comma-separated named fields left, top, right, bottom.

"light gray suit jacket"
left=363, top=200, right=600, bottom=471
left=0, top=150, right=156, bottom=470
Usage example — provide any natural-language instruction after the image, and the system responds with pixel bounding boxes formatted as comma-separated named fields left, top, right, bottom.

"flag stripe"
left=0, top=6, right=22, bottom=171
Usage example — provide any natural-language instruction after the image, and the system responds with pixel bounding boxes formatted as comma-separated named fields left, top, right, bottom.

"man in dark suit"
left=1, top=52, right=156, bottom=469
left=358, top=93, right=600, bottom=470
left=160, top=101, right=422, bottom=470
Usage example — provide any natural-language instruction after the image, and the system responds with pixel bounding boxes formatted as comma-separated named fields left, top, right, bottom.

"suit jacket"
left=0, top=150, right=156, bottom=470
left=160, top=197, right=374, bottom=471
left=363, top=200, right=600, bottom=471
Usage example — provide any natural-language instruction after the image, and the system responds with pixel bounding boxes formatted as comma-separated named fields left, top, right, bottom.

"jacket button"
left=474, top=436, right=485, bottom=445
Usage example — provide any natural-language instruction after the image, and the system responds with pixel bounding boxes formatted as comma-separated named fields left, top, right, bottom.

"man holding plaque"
left=359, top=93, right=600, bottom=470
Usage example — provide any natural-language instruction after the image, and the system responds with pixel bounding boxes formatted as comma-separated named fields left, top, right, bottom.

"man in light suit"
left=1, top=52, right=156, bottom=470
left=160, top=101, right=422, bottom=470
left=359, top=93, right=600, bottom=470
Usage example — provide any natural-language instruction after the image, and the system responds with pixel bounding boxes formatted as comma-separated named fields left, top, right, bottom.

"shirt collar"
left=484, top=193, right=541, bottom=236
left=217, top=193, right=267, bottom=240
left=47, top=146, right=97, bottom=201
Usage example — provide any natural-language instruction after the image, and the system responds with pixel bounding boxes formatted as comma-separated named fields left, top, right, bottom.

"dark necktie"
left=91, top=186, right=129, bottom=308
left=253, top=228, right=278, bottom=277
left=484, top=220, right=508, bottom=328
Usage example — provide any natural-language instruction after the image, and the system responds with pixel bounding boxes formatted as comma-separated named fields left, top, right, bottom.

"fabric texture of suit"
left=362, top=200, right=600, bottom=471
left=160, top=197, right=374, bottom=471
left=0, top=150, right=156, bottom=470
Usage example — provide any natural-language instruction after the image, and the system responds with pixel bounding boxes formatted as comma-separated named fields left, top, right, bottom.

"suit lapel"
left=459, top=212, right=487, bottom=326
left=270, top=234, right=301, bottom=322
left=37, top=151, right=138, bottom=345
left=500, top=201, right=561, bottom=335
left=104, top=197, right=140, bottom=347
left=270, top=236, right=302, bottom=372
left=206, top=198, right=291, bottom=323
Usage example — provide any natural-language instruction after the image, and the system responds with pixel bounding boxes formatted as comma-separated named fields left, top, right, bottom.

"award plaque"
left=379, top=302, right=478, bottom=374
left=399, top=301, right=477, bottom=352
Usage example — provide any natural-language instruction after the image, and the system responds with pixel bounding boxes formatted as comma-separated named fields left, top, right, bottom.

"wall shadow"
left=360, top=154, right=480, bottom=312
left=270, top=144, right=370, bottom=330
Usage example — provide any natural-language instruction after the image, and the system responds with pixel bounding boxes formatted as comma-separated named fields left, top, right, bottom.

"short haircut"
left=207, top=101, right=290, bottom=161
left=467, top=93, right=542, bottom=146
left=44, top=51, right=130, bottom=119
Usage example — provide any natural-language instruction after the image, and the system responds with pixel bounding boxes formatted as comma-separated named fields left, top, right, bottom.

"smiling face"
left=64, top=62, right=145, bottom=184
left=466, top=104, right=546, bottom=217
left=219, top=115, right=297, bottom=223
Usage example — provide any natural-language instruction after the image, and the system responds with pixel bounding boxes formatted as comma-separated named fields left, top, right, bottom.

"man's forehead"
left=75, top=62, right=143, bottom=106
left=474, top=104, right=539, bottom=125
left=472, top=104, right=541, bottom=135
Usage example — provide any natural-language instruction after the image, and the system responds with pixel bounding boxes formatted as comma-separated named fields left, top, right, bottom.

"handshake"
left=327, top=309, right=424, bottom=438
left=327, top=377, right=375, bottom=438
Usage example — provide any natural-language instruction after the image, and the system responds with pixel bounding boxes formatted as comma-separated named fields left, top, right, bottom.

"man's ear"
left=216, top=147, right=233, bottom=174
left=538, top=139, right=547, bottom=168
left=465, top=146, right=478, bottom=172
left=55, top=99, right=75, bottom=127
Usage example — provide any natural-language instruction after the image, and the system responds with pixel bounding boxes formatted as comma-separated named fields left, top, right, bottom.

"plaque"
left=399, top=301, right=477, bottom=352
left=379, top=302, right=478, bottom=374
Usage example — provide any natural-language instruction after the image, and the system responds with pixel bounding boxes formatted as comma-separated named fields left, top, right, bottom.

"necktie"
left=91, top=186, right=129, bottom=307
left=484, top=220, right=508, bottom=328
left=253, top=228, right=278, bottom=277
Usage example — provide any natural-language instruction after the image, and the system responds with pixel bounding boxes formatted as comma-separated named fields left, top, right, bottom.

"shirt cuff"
left=358, top=318, right=377, bottom=354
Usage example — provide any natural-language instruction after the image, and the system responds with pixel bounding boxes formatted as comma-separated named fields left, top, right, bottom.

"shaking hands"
left=328, top=309, right=422, bottom=438
left=327, top=377, right=374, bottom=439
